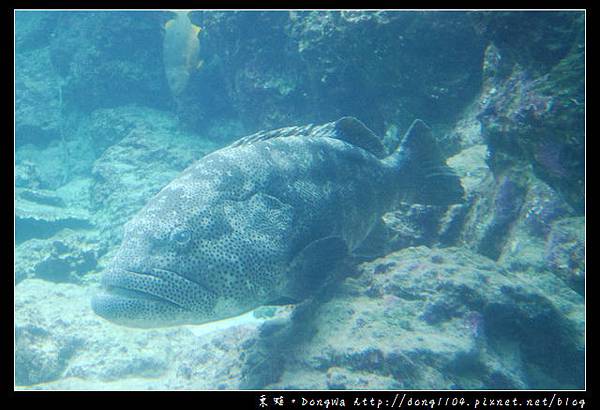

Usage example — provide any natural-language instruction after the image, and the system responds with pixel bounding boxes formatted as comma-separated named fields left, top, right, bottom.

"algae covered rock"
left=286, top=11, right=485, bottom=131
left=77, top=105, right=182, bottom=157
left=15, top=160, right=43, bottom=189
left=180, top=10, right=486, bottom=136
left=544, top=217, right=585, bottom=295
left=477, top=20, right=584, bottom=212
left=15, top=228, right=105, bottom=284
left=15, top=188, right=93, bottom=245
left=497, top=176, right=575, bottom=269
left=15, top=323, right=77, bottom=386
left=14, top=245, right=583, bottom=390
left=88, top=106, right=217, bottom=246
left=470, top=11, right=582, bottom=75
left=47, top=11, right=169, bottom=112
left=14, top=10, right=585, bottom=391
left=265, top=246, right=584, bottom=390
left=15, top=280, right=87, bottom=386
left=15, top=44, right=63, bottom=148
left=14, top=279, right=277, bottom=389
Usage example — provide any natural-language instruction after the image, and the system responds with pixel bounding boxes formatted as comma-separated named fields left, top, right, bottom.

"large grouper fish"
left=91, top=117, right=464, bottom=328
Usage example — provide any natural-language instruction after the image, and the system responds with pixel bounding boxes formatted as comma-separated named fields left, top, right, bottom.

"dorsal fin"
left=227, top=117, right=386, bottom=158
left=227, top=124, right=319, bottom=149
left=333, top=117, right=386, bottom=158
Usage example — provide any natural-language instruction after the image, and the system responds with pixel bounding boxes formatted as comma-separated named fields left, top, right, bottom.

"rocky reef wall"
left=14, top=10, right=585, bottom=390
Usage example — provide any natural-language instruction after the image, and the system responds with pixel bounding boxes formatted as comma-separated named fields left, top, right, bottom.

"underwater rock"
left=477, top=37, right=584, bottom=212
left=473, top=174, right=528, bottom=260
left=447, top=144, right=492, bottom=195
left=13, top=243, right=583, bottom=390
left=447, top=144, right=581, bottom=291
left=14, top=278, right=271, bottom=389
left=190, top=11, right=303, bottom=133
left=433, top=52, right=583, bottom=282
left=287, top=11, right=485, bottom=132
left=15, top=44, right=63, bottom=148
left=180, top=11, right=486, bottom=136
left=470, top=12, right=582, bottom=75
left=16, top=140, right=77, bottom=190
left=381, top=204, right=447, bottom=250
left=439, top=103, right=486, bottom=157
left=50, top=105, right=211, bottom=187
left=15, top=11, right=59, bottom=51
left=17, top=187, right=66, bottom=208
left=544, top=217, right=585, bottom=295
left=14, top=228, right=105, bottom=284
left=15, top=160, right=43, bottom=189
left=89, top=108, right=217, bottom=246
left=517, top=181, right=575, bottom=238
left=265, top=246, right=584, bottom=389
left=15, top=191, right=93, bottom=245
left=47, top=11, right=169, bottom=112
left=15, top=280, right=87, bottom=386
left=79, top=105, right=188, bottom=158
left=15, top=323, right=77, bottom=386
left=497, top=176, right=575, bottom=271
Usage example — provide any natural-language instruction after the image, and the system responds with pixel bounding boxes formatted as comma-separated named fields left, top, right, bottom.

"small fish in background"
left=162, top=10, right=203, bottom=97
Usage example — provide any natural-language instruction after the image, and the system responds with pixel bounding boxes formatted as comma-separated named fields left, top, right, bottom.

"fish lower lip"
left=123, top=268, right=157, bottom=278
left=103, top=284, right=171, bottom=304
left=91, top=290, right=186, bottom=328
left=99, top=267, right=189, bottom=310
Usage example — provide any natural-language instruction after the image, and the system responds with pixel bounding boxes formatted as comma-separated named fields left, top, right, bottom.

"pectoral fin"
left=283, top=236, right=348, bottom=301
left=351, top=218, right=389, bottom=260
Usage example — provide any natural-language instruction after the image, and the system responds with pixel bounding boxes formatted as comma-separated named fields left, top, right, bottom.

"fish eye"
left=172, top=229, right=191, bottom=245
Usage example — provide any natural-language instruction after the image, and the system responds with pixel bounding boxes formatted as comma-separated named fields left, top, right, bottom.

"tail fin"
left=385, top=119, right=464, bottom=206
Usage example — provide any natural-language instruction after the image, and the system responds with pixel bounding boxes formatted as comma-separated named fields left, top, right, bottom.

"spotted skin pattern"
left=92, top=117, right=461, bottom=327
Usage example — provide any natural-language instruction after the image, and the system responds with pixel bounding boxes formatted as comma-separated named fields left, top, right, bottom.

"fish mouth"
left=100, top=268, right=190, bottom=308
left=101, top=281, right=184, bottom=308
left=91, top=266, right=208, bottom=327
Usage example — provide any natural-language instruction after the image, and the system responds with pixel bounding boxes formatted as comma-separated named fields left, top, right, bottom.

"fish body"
left=91, top=117, right=463, bottom=328
left=163, top=10, right=201, bottom=96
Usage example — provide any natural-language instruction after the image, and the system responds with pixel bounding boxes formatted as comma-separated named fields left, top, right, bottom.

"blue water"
left=14, top=10, right=585, bottom=390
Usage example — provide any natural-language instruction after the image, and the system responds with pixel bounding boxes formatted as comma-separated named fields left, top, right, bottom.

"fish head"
left=91, top=182, right=258, bottom=328
left=92, top=154, right=297, bottom=328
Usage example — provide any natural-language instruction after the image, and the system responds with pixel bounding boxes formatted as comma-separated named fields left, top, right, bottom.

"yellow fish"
left=163, top=10, right=202, bottom=97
